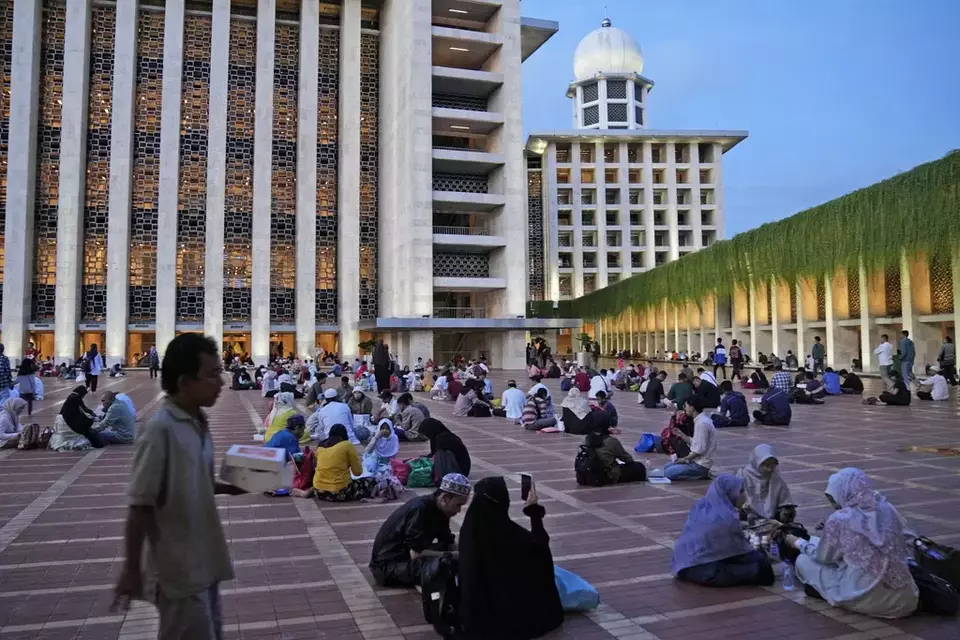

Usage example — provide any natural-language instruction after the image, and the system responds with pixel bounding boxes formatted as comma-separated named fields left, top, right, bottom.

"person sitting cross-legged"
left=520, top=388, right=557, bottom=431
left=791, top=371, right=826, bottom=404
left=665, top=373, right=694, bottom=410
left=584, top=413, right=647, bottom=484
left=752, top=387, right=792, bottom=426
left=839, top=369, right=864, bottom=394
left=661, top=397, right=716, bottom=481
left=915, top=367, right=949, bottom=401
left=266, top=413, right=305, bottom=457
left=95, top=390, right=137, bottom=444
left=863, top=373, right=911, bottom=407
left=710, top=380, right=749, bottom=428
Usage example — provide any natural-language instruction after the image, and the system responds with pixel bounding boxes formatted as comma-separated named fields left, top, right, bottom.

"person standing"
left=0, top=344, right=13, bottom=405
left=114, top=334, right=245, bottom=639
left=728, top=339, right=744, bottom=381
left=16, top=359, right=38, bottom=416
left=372, top=340, right=390, bottom=393
left=937, top=335, right=956, bottom=386
left=147, top=345, right=161, bottom=380
left=873, top=334, right=894, bottom=390
left=811, top=336, right=825, bottom=374
left=712, top=338, right=727, bottom=380
left=83, top=344, right=104, bottom=392
left=898, top=330, right=915, bottom=383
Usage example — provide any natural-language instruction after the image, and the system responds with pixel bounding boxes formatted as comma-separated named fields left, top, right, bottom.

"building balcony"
left=432, top=147, right=505, bottom=175
left=432, top=25, right=503, bottom=71
left=433, top=190, right=505, bottom=212
left=433, top=277, right=507, bottom=292
left=432, top=65, right=503, bottom=99
left=433, top=225, right=506, bottom=251
left=433, top=106, right=504, bottom=136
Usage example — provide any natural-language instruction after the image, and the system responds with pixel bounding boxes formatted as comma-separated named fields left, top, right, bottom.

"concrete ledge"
left=359, top=317, right=582, bottom=331
left=433, top=191, right=506, bottom=211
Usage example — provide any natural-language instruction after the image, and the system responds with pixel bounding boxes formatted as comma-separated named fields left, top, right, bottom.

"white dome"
left=573, top=19, right=644, bottom=82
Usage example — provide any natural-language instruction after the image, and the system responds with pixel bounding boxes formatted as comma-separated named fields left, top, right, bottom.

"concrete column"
left=544, top=144, right=559, bottom=301
left=689, top=142, right=703, bottom=249
left=628, top=310, right=634, bottom=353
left=770, top=277, right=788, bottom=358
left=747, top=280, right=757, bottom=359
left=251, top=0, right=275, bottom=362
left=571, top=142, right=583, bottom=297
left=902, top=253, right=940, bottom=365
left=641, top=142, right=655, bottom=269
left=673, top=306, right=680, bottom=352
left=795, top=282, right=806, bottom=364
left=712, top=143, right=725, bottom=238
left=953, top=249, right=960, bottom=346
left=105, top=0, right=139, bottom=366
left=336, top=0, right=360, bottom=359
left=203, top=0, right=231, bottom=349
left=858, top=258, right=874, bottom=371
left=594, top=142, right=607, bottom=288
left=824, top=272, right=836, bottom=367
left=1, top=0, right=42, bottom=361
left=155, top=0, right=185, bottom=354
left=53, top=0, right=93, bottom=363
left=295, top=0, right=320, bottom=359
left=662, top=300, right=668, bottom=352
left=665, top=142, right=679, bottom=261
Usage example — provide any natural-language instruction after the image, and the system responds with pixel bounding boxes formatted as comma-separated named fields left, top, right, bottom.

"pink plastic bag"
left=391, top=458, right=411, bottom=486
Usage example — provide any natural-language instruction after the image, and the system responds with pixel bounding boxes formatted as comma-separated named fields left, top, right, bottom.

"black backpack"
left=80, top=358, right=92, bottom=374
left=421, top=554, right=461, bottom=638
left=574, top=444, right=609, bottom=487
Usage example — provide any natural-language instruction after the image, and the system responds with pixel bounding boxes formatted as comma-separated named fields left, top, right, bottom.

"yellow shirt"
left=264, top=409, right=294, bottom=443
left=312, top=440, right=363, bottom=493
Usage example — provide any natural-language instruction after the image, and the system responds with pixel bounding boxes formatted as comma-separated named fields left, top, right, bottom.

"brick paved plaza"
left=0, top=369, right=958, bottom=640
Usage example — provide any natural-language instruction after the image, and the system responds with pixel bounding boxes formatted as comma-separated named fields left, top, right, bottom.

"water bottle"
left=782, top=562, right=795, bottom=591
left=769, top=541, right=780, bottom=563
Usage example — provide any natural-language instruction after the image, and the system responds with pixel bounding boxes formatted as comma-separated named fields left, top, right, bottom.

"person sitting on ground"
left=792, top=371, right=826, bottom=404
left=916, top=367, right=949, bottom=401
left=413, top=357, right=425, bottom=374
left=666, top=373, right=694, bottom=410
left=692, top=371, right=722, bottom=408
left=303, top=372, right=327, bottom=408
left=51, top=386, right=102, bottom=450
left=394, top=392, right=427, bottom=441
left=588, top=368, right=611, bottom=400
left=420, top=418, right=471, bottom=478
left=585, top=414, right=646, bottom=483
left=231, top=367, right=255, bottom=391
left=659, top=409, right=695, bottom=456
left=458, top=476, right=564, bottom=640
left=559, top=387, right=593, bottom=435
left=545, top=360, right=562, bottom=379
left=788, top=468, right=918, bottom=618
left=368, top=473, right=471, bottom=587
left=594, top=390, right=618, bottom=429
left=528, top=362, right=542, bottom=382
left=784, top=350, right=799, bottom=369
left=334, top=375, right=352, bottom=402
left=266, top=413, right=305, bottom=457
left=753, top=386, right=792, bottom=426
left=454, top=381, right=492, bottom=418
left=520, top=388, right=557, bottom=431
left=500, top=380, right=526, bottom=421
left=347, top=387, right=373, bottom=415
left=0, top=398, right=27, bottom=449
left=672, top=474, right=775, bottom=587
left=527, top=380, right=555, bottom=416
left=769, top=363, right=793, bottom=394
left=839, top=369, right=864, bottom=394
left=478, top=372, right=494, bottom=401
left=757, top=352, right=768, bottom=366
left=711, top=380, right=750, bottom=428
left=372, top=390, right=399, bottom=423
left=295, top=424, right=376, bottom=502
left=864, top=372, right=911, bottom=406
left=364, top=418, right=400, bottom=463
left=430, top=373, right=449, bottom=400
left=316, top=388, right=364, bottom=443
left=736, top=444, right=792, bottom=523
left=662, top=397, right=716, bottom=481
left=742, top=367, right=769, bottom=390
left=642, top=370, right=669, bottom=408
left=573, top=366, right=590, bottom=393
left=95, top=390, right=137, bottom=444
left=109, top=362, right=125, bottom=378
left=265, top=391, right=303, bottom=443
left=822, top=368, right=843, bottom=395
left=446, top=372, right=463, bottom=400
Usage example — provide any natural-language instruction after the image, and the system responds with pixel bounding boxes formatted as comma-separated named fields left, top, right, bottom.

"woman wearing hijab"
left=419, top=418, right=471, bottom=478
left=458, top=476, right=564, bottom=640
left=0, top=398, right=27, bottom=448
left=584, top=414, right=646, bottom=483
left=692, top=372, right=722, bottom=408
left=559, top=387, right=594, bottom=435
left=672, top=474, right=774, bottom=587
left=306, top=424, right=377, bottom=501
left=786, top=468, right=918, bottom=618
left=83, top=344, right=103, bottom=392
left=736, top=444, right=793, bottom=522
left=264, top=392, right=306, bottom=443
left=365, top=419, right=400, bottom=461
left=51, top=386, right=103, bottom=451
left=147, top=345, right=160, bottom=379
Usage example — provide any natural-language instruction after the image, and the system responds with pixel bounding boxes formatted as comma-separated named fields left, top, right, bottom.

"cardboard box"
left=220, top=445, right=293, bottom=493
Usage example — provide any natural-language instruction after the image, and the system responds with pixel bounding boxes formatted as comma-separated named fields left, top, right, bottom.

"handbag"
left=634, top=433, right=657, bottom=453
left=293, top=447, right=315, bottom=491
left=553, top=565, right=600, bottom=612
left=911, top=534, right=960, bottom=590
left=909, top=561, right=959, bottom=616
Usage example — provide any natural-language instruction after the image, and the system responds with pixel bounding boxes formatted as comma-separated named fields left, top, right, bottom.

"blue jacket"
left=761, top=388, right=792, bottom=424
left=718, top=391, right=749, bottom=426
left=822, top=372, right=842, bottom=395
left=899, top=337, right=915, bottom=364
left=713, top=346, right=727, bottom=365
left=266, top=429, right=301, bottom=456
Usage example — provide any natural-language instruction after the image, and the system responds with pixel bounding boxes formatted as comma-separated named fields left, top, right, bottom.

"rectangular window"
left=627, top=144, right=641, bottom=163
left=583, top=253, right=597, bottom=269
left=606, top=231, right=621, bottom=246
left=607, top=253, right=621, bottom=268
left=581, top=211, right=595, bottom=226
left=556, top=168, right=570, bottom=184
left=581, top=168, right=595, bottom=184
left=558, top=211, right=572, bottom=226
left=580, top=145, right=594, bottom=163
left=629, top=212, right=642, bottom=227
left=557, top=189, right=572, bottom=205
left=629, top=189, right=642, bottom=204
left=606, top=79, right=627, bottom=99
left=583, top=105, right=599, bottom=126
left=607, top=103, right=627, bottom=123
left=582, top=82, right=598, bottom=103
left=604, top=143, right=618, bottom=163
left=634, top=105, right=643, bottom=126
left=630, top=231, right=644, bottom=247
left=652, top=169, right=664, bottom=184
left=699, top=169, right=712, bottom=184
left=608, top=273, right=620, bottom=285
left=555, top=143, right=571, bottom=163
left=604, top=168, right=618, bottom=183
left=605, top=211, right=619, bottom=227
left=675, top=144, right=689, bottom=163
left=581, top=189, right=596, bottom=205
left=583, top=274, right=596, bottom=293
left=605, top=189, right=620, bottom=205
left=698, top=144, right=714, bottom=163
left=631, top=252, right=644, bottom=268
left=701, top=189, right=714, bottom=205
left=651, top=144, right=664, bottom=163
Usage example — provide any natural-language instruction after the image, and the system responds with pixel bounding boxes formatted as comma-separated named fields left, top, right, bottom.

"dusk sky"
left=521, top=0, right=960, bottom=236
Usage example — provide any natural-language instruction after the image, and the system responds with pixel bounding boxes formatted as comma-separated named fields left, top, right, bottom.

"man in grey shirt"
left=114, top=334, right=245, bottom=639
left=899, top=330, right=915, bottom=383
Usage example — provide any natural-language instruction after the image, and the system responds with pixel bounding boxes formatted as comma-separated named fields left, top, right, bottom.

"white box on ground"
left=220, top=444, right=293, bottom=493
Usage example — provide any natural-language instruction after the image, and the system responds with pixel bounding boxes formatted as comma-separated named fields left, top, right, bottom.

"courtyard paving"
left=0, top=368, right=958, bottom=639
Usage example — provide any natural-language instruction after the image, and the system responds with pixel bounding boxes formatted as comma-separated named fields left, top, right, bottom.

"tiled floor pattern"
left=0, top=369, right=958, bottom=639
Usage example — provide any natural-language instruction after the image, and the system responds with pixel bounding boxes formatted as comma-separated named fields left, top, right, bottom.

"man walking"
left=712, top=338, right=727, bottom=380
left=728, top=339, right=744, bottom=381
left=873, top=333, right=894, bottom=391
left=899, top=330, right=915, bottom=383
left=811, top=336, right=825, bottom=374
left=936, top=335, right=956, bottom=386
left=114, top=333, right=245, bottom=639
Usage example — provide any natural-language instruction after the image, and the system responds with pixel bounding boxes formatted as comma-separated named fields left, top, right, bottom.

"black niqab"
left=458, top=477, right=563, bottom=639
left=419, top=418, right=471, bottom=477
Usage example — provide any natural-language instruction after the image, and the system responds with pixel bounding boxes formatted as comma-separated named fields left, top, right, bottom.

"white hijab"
left=699, top=371, right=718, bottom=388
left=736, top=444, right=792, bottom=519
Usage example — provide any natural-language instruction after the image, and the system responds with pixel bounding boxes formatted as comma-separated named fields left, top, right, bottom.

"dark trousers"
left=374, top=369, right=390, bottom=393
left=753, top=410, right=790, bottom=426
left=712, top=364, right=727, bottom=379
left=879, top=391, right=910, bottom=406
left=370, top=557, right=427, bottom=588
left=149, top=365, right=159, bottom=379
left=615, top=461, right=647, bottom=483
left=730, top=360, right=743, bottom=380
left=940, top=363, right=957, bottom=385
left=711, top=413, right=748, bottom=428
left=677, top=550, right=774, bottom=588
left=20, top=392, right=34, bottom=415
left=85, top=373, right=99, bottom=392
left=917, top=391, right=933, bottom=401
left=840, top=386, right=862, bottom=394
left=69, top=421, right=104, bottom=448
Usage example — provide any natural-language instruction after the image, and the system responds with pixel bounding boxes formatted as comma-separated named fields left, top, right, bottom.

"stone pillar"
left=54, top=0, right=93, bottom=363
left=953, top=249, right=960, bottom=347
left=251, top=0, right=275, bottom=363
left=1, top=0, right=42, bottom=361
left=902, top=253, right=940, bottom=366
left=795, top=282, right=807, bottom=364
left=858, top=258, right=874, bottom=371
left=770, top=277, right=790, bottom=359
left=747, top=280, right=758, bottom=360
left=203, top=0, right=230, bottom=349
left=628, top=311, right=634, bottom=353
left=155, top=0, right=185, bottom=354
left=105, top=0, right=139, bottom=366
left=824, top=272, right=836, bottom=367
left=673, top=306, right=680, bottom=353
left=336, top=0, right=361, bottom=360
left=665, top=142, right=679, bottom=261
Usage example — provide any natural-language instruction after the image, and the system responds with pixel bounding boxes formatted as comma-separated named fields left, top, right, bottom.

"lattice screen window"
left=80, top=6, right=115, bottom=323
left=582, top=82, right=598, bottom=103
left=433, top=173, right=488, bottom=193
left=434, top=253, right=490, bottom=278
left=847, top=266, right=861, bottom=318
left=606, top=80, right=627, bottom=99
left=635, top=105, right=643, bottom=126
left=316, top=28, right=338, bottom=324
left=129, top=8, right=165, bottom=322
left=175, top=14, right=210, bottom=322
left=583, top=105, right=599, bottom=126
left=816, top=277, right=826, bottom=321
left=223, top=19, right=255, bottom=323
left=930, top=255, right=954, bottom=314
left=0, top=2, right=13, bottom=314
left=789, top=286, right=797, bottom=323
left=765, top=287, right=773, bottom=324
left=432, top=93, right=486, bottom=111
left=270, top=23, right=299, bottom=323
left=607, top=103, right=627, bottom=123
left=884, top=266, right=902, bottom=317
left=527, top=170, right=544, bottom=301
left=31, top=1, right=65, bottom=322
left=359, top=33, right=379, bottom=320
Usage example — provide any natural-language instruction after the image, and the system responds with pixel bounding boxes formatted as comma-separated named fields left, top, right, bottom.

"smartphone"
left=520, top=473, right=533, bottom=501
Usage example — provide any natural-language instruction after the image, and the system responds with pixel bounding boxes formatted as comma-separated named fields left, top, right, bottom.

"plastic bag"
left=390, top=458, right=411, bottom=485
left=554, top=565, right=600, bottom=612
left=634, top=433, right=657, bottom=453
left=407, top=457, right=435, bottom=488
